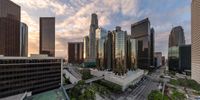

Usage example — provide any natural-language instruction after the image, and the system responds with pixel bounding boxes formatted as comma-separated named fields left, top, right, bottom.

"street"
left=113, top=67, right=166, bottom=100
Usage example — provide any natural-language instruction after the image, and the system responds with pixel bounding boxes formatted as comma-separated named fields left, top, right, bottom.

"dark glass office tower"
left=131, top=18, right=151, bottom=69
left=68, top=42, right=84, bottom=64
left=0, top=0, right=21, bottom=56
left=179, top=45, right=191, bottom=72
left=150, top=28, right=155, bottom=67
left=105, top=31, right=113, bottom=70
left=168, top=45, right=191, bottom=73
left=40, top=17, right=55, bottom=57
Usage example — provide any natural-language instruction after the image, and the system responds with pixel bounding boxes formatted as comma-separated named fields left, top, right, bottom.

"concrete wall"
left=63, top=69, right=80, bottom=84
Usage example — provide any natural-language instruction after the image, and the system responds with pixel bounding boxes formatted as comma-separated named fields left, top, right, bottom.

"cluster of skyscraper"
left=0, top=0, right=55, bottom=57
left=167, top=0, right=200, bottom=84
left=79, top=14, right=155, bottom=75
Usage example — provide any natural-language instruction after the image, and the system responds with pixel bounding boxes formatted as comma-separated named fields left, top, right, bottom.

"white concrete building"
left=91, top=69, right=144, bottom=91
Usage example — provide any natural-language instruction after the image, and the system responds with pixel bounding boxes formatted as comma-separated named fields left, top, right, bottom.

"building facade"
left=127, top=37, right=138, bottom=70
left=150, top=28, right=155, bottom=67
left=162, top=56, right=166, bottom=66
left=192, top=0, right=200, bottom=83
left=96, top=28, right=107, bottom=70
left=168, top=26, right=186, bottom=73
left=0, top=0, right=21, bottom=56
left=179, top=45, right=191, bottom=73
left=112, top=26, right=127, bottom=75
left=168, top=46, right=180, bottom=71
left=169, top=26, right=185, bottom=48
left=131, top=18, right=151, bottom=69
left=89, top=13, right=98, bottom=61
left=39, top=17, right=55, bottom=57
left=68, top=42, right=84, bottom=64
left=83, top=36, right=89, bottom=60
left=154, top=52, right=162, bottom=67
left=105, top=31, right=113, bottom=70
left=168, top=45, right=191, bottom=73
left=0, top=56, right=63, bottom=98
left=20, top=22, right=28, bottom=57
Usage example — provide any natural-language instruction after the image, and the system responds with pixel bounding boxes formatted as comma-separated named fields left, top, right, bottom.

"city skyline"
left=11, top=0, right=191, bottom=58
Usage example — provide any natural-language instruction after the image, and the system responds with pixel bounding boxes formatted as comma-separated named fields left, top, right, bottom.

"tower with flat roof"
left=0, top=0, right=21, bottom=56
left=39, top=17, right=55, bottom=57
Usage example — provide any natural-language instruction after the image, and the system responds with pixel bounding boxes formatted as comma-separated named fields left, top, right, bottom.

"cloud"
left=12, top=0, right=70, bottom=16
left=11, top=0, right=191, bottom=58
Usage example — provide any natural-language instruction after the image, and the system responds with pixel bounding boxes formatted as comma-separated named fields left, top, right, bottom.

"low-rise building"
left=91, top=69, right=144, bottom=91
left=0, top=55, right=63, bottom=98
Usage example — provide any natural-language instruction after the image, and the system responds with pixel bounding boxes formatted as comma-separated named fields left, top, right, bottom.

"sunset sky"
left=11, top=0, right=191, bottom=58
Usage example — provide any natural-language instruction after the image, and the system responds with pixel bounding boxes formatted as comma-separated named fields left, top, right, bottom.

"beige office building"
left=192, top=0, right=200, bottom=83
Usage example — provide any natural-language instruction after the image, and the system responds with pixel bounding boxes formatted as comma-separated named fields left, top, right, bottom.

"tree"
left=171, top=90, right=186, bottom=100
left=148, top=90, right=169, bottom=100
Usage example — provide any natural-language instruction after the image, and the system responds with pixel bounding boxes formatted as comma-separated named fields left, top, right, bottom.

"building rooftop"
left=0, top=54, right=63, bottom=60
left=0, top=93, right=25, bottom=100
left=131, top=18, right=149, bottom=27
left=25, top=89, right=66, bottom=100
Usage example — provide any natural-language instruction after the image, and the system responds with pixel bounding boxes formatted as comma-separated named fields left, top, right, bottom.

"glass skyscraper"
left=131, top=18, right=151, bottom=69
left=112, top=26, right=127, bottom=75
left=168, top=26, right=186, bottom=72
left=96, top=28, right=107, bottom=70
left=168, top=26, right=185, bottom=48
left=105, top=31, right=113, bottom=70
left=127, top=37, right=138, bottom=70
left=130, top=39, right=138, bottom=70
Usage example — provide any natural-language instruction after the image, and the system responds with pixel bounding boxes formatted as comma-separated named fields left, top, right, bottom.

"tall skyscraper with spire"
left=89, top=13, right=98, bottom=61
